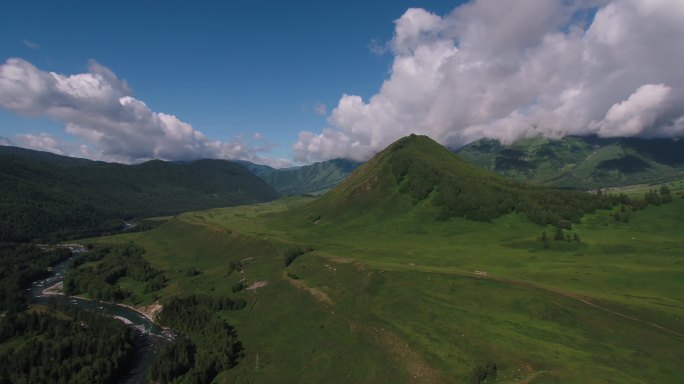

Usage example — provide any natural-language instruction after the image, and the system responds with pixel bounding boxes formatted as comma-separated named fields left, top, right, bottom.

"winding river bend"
left=30, top=250, right=172, bottom=384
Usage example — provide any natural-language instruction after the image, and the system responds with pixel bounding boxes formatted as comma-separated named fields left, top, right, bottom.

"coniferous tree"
left=554, top=227, right=564, bottom=241
left=540, top=231, right=550, bottom=248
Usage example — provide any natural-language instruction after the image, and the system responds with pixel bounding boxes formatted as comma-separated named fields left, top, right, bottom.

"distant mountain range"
left=3, top=134, right=681, bottom=242
left=457, top=136, right=684, bottom=189
left=237, top=158, right=361, bottom=195
left=0, top=146, right=278, bottom=242
left=245, top=135, right=684, bottom=196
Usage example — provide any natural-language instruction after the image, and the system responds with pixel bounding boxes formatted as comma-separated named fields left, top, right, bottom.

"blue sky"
left=0, top=0, right=459, bottom=164
left=1, top=0, right=682, bottom=166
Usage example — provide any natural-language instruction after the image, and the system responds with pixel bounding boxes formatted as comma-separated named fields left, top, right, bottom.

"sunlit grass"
left=93, top=195, right=684, bottom=383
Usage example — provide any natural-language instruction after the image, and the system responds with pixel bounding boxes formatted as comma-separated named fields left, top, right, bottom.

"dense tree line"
left=0, top=304, right=134, bottom=384
left=609, top=187, right=673, bottom=222
left=0, top=244, right=71, bottom=313
left=64, top=244, right=165, bottom=302
left=644, top=186, right=672, bottom=206
left=149, top=337, right=196, bottom=383
left=149, top=295, right=245, bottom=383
left=0, top=200, right=122, bottom=244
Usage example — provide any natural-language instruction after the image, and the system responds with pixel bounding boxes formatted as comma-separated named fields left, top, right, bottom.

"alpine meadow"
left=2, top=1, right=684, bottom=383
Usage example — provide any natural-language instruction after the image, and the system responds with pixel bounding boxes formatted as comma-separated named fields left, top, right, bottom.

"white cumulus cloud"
left=0, top=58, right=291, bottom=167
left=294, top=0, right=684, bottom=162
left=591, top=84, right=672, bottom=137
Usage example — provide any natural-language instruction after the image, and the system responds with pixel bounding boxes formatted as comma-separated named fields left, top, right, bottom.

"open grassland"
left=95, top=196, right=684, bottom=383
left=603, top=176, right=684, bottom=198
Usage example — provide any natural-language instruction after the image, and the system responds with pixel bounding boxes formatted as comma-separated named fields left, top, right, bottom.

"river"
left=29, top=247, right=172, bottom=384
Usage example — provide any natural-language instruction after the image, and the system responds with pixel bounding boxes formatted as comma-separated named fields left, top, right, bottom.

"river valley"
left=29, top=248, right=172, bottom=384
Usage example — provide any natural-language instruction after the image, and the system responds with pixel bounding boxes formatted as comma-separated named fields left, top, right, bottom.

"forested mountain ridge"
left=243, top=135, right=684, bottom=197
left=237, top=158, right=361, bottom=195
left=0, top=146, right=279, bottom=242
left=457, top=135, right=684, bottom=189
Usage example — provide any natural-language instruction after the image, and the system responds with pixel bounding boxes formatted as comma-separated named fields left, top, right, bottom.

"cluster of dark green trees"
left=540, top=229, right=581, bottom=248
left=538, top=186, right=675, bottom=247
left=643, top=185, right=672, bottom=206
left=227, top=261, right=242, bottom=274
left=149, top=295, right=245, bottom=383
left=0, top=304, right=134, bottom=384
left=231, top=281, right=245, bottom=293
left=63, top=244, right=165, bottom=302
left=0, top=243, right=72, bottom=314
left=608, top=186, right=673, bottom=223
left=150, top=337, right=196, bottom=384
left=469, top=361, right=498, bottom=384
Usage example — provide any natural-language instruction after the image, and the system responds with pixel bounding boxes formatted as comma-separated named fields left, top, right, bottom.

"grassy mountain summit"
left=457, top=135, right=684, bottom=189
left=301, top=134, right=607, bottom=228
left=0, top=146, right=279, bottom=242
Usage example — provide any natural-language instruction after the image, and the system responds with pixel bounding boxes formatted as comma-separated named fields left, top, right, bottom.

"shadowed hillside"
left=237, top=158, right=361, bottom=195
left=457, top=136, right=684, bottom=189
left=0, top=146, right=279, bottom=242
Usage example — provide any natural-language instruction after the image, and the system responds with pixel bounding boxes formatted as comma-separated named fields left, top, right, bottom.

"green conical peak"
left=301, top=134, right=604, bottom=228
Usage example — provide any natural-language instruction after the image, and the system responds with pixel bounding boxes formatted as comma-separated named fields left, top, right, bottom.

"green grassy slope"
left=98, top=195, right=684, bottom=383
left=457, top=136, right=684, bottom=189
left=298, top=134, right=607, bottom=228
left=0, top=146, right=279, bottom=242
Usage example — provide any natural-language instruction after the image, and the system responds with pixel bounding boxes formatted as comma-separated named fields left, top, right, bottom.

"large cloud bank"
left=0, top=58, right=290, bottom=166
left=294, top=0, right=684, bottom=162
